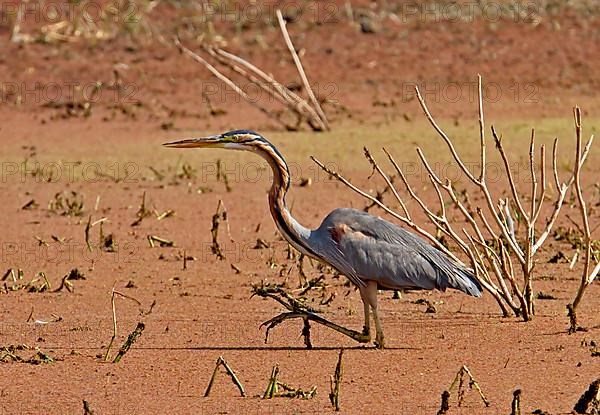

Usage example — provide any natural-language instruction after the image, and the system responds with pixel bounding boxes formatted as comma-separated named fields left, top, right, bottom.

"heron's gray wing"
left=312, top=208, right=482, bottom=296
left=310, top=229, right=366, bottom=288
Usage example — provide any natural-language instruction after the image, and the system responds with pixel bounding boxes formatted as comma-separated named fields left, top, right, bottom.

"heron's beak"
left=162, top=135, right=222, bottom=148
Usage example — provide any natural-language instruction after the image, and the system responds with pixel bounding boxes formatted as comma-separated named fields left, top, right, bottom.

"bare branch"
left=364, top=147, right=412, bottom=220
left=532, top=144, right=547, bottom=223
left=533, top=134, right=594, bottom=253
left=212, top=46, right=325, bottom=129
left=529, top=130, right=537, bottom=220
left=477, top=74, right=486, bottom=182
left=174, top=37, right=291, bottom=130
left=414, top=86, right=478, bottom=183
left=415, top=87, right=526, bottom=263
left=276, top=9, right=329, bottom=130
left=476, top=207, right=499, bottom=241
left=491, top=126, right=530, bottom=224
left=551, top=138, right=561, bottom=192
left=310, top=156, right=456, bottom=260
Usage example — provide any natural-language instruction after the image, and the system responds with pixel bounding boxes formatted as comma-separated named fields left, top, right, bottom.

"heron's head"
left=163, top=130, right=265, bottom=151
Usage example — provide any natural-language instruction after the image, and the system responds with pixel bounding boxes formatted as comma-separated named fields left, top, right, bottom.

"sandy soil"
left=1, top=2, right=600, bottom=414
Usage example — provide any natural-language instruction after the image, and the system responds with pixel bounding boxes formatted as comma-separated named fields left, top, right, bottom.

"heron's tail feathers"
left=449, top=267, right=483, bottom=297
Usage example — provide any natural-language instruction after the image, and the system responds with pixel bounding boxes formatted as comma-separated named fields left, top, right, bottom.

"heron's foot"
left=362, top=325, right=370, bottom=337
left=374, top=333, right=385, bottom=349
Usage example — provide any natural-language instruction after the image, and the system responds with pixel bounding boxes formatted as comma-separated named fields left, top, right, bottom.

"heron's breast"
left=328, top=223, right=370, bottom=244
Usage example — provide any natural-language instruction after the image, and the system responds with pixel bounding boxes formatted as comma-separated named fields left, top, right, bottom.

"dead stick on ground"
left=104, top=288, right=142, bottom=362
left=113, top=322, right=145, bottom=363
left=220, top=357, right=246, bottom=397
left=448, top=365, right=490, bottom=407
left=204, top=356, right=246, bottom=397
left=204, top=358, right=221, bottom=397
left=263, top=365, right=280, bottom=399
left=301, top=318, right=312, bottom=349
left=84, top=216, right=108, bottom=251
left=275, top=382, right=317, bottom=399
left=85, top=215, right=92, bottom=252
left=329, top=349, right=344, bottom=411
left=211, top=200, right=227, bottom=260
left=147, top=235, right=174, bottom=247
left=253, top=284, right=368, bottom=346
left=205, top=46, right=301, bottom=118
left=510, top=389, right=522, bottom=415
left=10, top=1, right=23, bottom=42
left=82, top=399, right=94, bottom=415
left=131, top=191, right=151, bottom=226
left=574, top=377, right=600, bottom=414
left=437, top=390, right=450, bottom=415
left=262, top=365, right=316, bottom=399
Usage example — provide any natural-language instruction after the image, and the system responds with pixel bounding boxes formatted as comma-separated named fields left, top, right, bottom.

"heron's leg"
left=372, top=307, right=385, bottom=349
left=359, top=288, right=371, bottom=338
left=361, top=280, right=384, bottom=348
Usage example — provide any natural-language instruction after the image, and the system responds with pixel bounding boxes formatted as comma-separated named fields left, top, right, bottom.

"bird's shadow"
left=138, top=345, right=419, bottom=351
left=48, top=344, right=420, bottom=352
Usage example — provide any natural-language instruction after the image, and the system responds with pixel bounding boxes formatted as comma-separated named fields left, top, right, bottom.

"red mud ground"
left=1, top=2, right=600, bottom=414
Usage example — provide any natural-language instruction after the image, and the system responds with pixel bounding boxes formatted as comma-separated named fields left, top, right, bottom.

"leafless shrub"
left=174, top=8, right=329, bottom=132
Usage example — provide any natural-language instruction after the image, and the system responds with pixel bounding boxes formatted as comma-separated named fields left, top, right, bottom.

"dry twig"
left=82, top=399, right=94, bottom=415
left=204, top=356, right=246, bottom=397
left=448, top=365, right=490, bottom=408
left=252, top=282, right=369, bottom=347
left=131, top=191, right=152, bottom=226
left=275, top=9, right=329, bottom=130
left=437, top=390, right=451, bottom=415
left=510, top=389, right=522, bottom=415
left=112, top=322, right=145, bottom=363
left=175, top=37, right=292, bottom=130
left=573, top=377, right=600, bottom=414
left=53, top=268, right=85, bottom=293
left=210, top=200, right=228, bottom=260
left=104, top=288, right=142, bottom=362
left=263, top=364, right=280, bottom=399
left=329, top=349, right=344, bottom=411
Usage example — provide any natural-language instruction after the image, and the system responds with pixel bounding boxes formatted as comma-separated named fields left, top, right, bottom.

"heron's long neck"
left=252, top=141, right=314, bottom=256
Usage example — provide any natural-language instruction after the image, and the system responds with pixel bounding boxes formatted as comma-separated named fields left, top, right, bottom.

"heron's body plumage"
left=310, top=208, right=482, bottom=296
